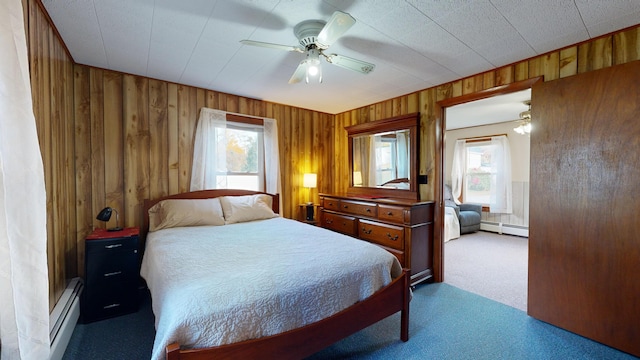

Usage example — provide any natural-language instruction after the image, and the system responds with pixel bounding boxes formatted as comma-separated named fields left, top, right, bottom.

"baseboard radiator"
left=49, top=277, right=83, bottom=360
left=481, top=221, right=529, bottom=237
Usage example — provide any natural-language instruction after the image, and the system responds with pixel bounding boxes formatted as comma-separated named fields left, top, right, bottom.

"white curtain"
left=396, top=131, right=408, bottom=179
left=190, top=108, right=281, bottom=196
left=0, top=0, right=51, bottom=358
left=368, top=136, right=378, bottom=185
left=450, top=139, right=466, bottom=205
left=262, top=118, right=281, bottom=196
left=190, top=108, right=227, bottom=191
left=490, top=135, right=512, bottom=213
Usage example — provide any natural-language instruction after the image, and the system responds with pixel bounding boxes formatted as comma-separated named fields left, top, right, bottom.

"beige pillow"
left=148, top=198, right=225, bottom=231
left=219, top=194, right=277, bottom=224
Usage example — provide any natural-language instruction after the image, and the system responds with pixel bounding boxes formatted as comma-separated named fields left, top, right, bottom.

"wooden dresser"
left=319, top=193, right=434, bottom=286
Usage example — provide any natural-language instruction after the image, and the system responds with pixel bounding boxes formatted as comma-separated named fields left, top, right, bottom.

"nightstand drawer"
left=86, top=236, right=138, bottom=253
left=86, top=249, right=138, bottom=285
left=83, top=283, right=138, bottom=322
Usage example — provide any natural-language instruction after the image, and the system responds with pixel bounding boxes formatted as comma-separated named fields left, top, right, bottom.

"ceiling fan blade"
left=317, top=11, right=356, bottom=48
left=240, top=40, right=303, bottom=53
left=288, top=61, right=307, bottom=84
left=325, top=53, right=375, bottom=74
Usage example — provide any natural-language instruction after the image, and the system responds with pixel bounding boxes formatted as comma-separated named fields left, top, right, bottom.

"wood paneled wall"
left=333, top=26, right=640, bottom=202
left=72, top=67, right=335, bottom=272
left=25, top=0, right=75, bottom=310
left=23, top=0, right=640, bottom=312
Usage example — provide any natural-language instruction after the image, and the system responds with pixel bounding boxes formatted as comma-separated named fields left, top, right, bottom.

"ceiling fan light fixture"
left=305, top=46, right=322, bottom=83
left=514, top=100, right=532, bottom=135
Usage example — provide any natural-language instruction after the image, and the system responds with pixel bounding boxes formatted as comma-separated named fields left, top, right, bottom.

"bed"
left=444, top=206, right=461, bottom=242
left=140, top=189, right=411, bottom=360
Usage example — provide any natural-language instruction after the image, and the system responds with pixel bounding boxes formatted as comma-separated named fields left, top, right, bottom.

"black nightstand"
left=82, top=227, right=140, bottom=323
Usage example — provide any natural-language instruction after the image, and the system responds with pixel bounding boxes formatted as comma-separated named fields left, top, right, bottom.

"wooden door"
left=529, top=60, right=640, bottom=356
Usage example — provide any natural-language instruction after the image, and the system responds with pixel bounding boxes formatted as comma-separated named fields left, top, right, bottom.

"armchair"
left=444, top=185, right=482, bottom=234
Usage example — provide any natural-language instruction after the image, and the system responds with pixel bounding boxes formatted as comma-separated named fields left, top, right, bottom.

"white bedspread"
left=140, top=217, right=402, bottom=360
left=444, top=206, right=460, bottom=242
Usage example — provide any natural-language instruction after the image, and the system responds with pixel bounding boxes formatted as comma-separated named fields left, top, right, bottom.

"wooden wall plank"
left=89, top=67, right=105, bottom=229
left=149, top=79, right=169, bottom=200
left=578, top=36, right=613, bottom=73
left=614, top=27, right=640, bottom=64
left=167, top=83, right=179, bottom=195
left=102, top=71, right=123, bottom=226
left=560, top=46, right=578, bottom=78
left=123, top=75, right=150, bottom=227
left=73, top=65, right=91, bottom=278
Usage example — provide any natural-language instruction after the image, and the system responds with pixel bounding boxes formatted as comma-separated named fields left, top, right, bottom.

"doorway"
left=437, top=82, right=535, bottom=311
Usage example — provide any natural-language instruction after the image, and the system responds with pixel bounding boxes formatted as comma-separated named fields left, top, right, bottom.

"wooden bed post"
left=401, top=268, right=410, bottom=342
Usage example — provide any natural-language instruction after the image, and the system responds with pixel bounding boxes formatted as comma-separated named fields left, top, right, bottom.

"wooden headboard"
left=141, top=189, right=280, bottom=240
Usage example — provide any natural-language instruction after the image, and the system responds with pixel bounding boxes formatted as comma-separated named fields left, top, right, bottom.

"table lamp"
left=303, top=173, right=317, bottom=221
left=96, top=207, right=123, bottom=231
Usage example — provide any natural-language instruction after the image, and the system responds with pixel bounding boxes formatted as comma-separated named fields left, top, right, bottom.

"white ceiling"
left=42, top=0, right=640, bottom=116
left=446, top=88, right=531, bottom=130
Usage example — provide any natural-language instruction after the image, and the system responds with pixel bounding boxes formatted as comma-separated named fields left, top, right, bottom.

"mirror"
left=351, top=130, right=411, bottom=188
left=346, top=113, right=419, bottom=200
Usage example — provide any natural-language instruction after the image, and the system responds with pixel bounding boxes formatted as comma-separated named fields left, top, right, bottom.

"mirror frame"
left=346, top=113, right=420, bottom=200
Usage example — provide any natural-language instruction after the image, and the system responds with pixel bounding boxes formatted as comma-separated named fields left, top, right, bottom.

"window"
left=374, top=136, right=397, bottom=185
left=213, top=123, right=264, bottom=191
left=191, top=108, right=280, bottom=194
left=464, top=142, right=492, bottom=204
left=451, top=136, right=512, bottom=213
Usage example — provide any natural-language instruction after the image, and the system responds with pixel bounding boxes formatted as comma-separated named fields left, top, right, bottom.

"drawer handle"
left=328, top=202, right=334, bottom=206
left=105, top=244, right=123, bottom=249
left=104, top=271, right=122, bottom=277
left=343, top=205, right=349, bottom=209
left=387, top=233, right=399, bottom=241
left=366, top=208, right=371, bottom=213
left=326, top=219, right=333, bottom=224
left=103, top=303, right=121, bottom=309
left=362, top=227, right=372, bottom=235
left=386, top=211, right=393, bottom=216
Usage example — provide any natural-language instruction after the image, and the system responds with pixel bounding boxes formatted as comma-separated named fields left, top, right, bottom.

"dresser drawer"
left=322, top=211, right=357, bottom=236
left=359, top=219, right=405, bottom=250
left=322, top=197, right=341, bottom=211
left=378, top=204, right=406, bottom=224
left=339, top=199, right=377, bottom=218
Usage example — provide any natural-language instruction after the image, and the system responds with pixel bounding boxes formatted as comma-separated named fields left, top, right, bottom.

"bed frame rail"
left=166, top=268, right=411, bottom=360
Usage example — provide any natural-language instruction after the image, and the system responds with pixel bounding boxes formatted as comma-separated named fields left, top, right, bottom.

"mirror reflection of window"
left=352, top=130, right=410, bottom=188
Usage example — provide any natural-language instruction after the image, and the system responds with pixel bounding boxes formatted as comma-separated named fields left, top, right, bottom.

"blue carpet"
left=63, top=283, right=638, bottom=360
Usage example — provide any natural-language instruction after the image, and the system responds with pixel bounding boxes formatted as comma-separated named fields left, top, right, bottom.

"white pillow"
left=219, top=194, right=277, bottom=224
left=148, top=198, right=225, bottom=231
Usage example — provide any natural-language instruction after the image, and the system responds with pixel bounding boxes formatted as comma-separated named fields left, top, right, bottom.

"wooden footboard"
left=166, top=268, right=411, bottom=360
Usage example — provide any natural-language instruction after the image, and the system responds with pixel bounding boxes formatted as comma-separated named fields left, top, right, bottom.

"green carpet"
left=63, top=283, right=638, bottom=360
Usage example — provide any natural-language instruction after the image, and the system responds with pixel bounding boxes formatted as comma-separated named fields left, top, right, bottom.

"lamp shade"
left=303, top=173, right=317, bottom=188
left=96, top=207, right=122, bottom=231
left=96, top=207, right=113, bottom=222
left=353, top=171, right=363, bottom=186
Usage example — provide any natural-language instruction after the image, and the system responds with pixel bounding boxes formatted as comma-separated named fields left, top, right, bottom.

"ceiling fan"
left=514, top=101, right=532, bottom=135
left=240, top=11, right=375, bottom=84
